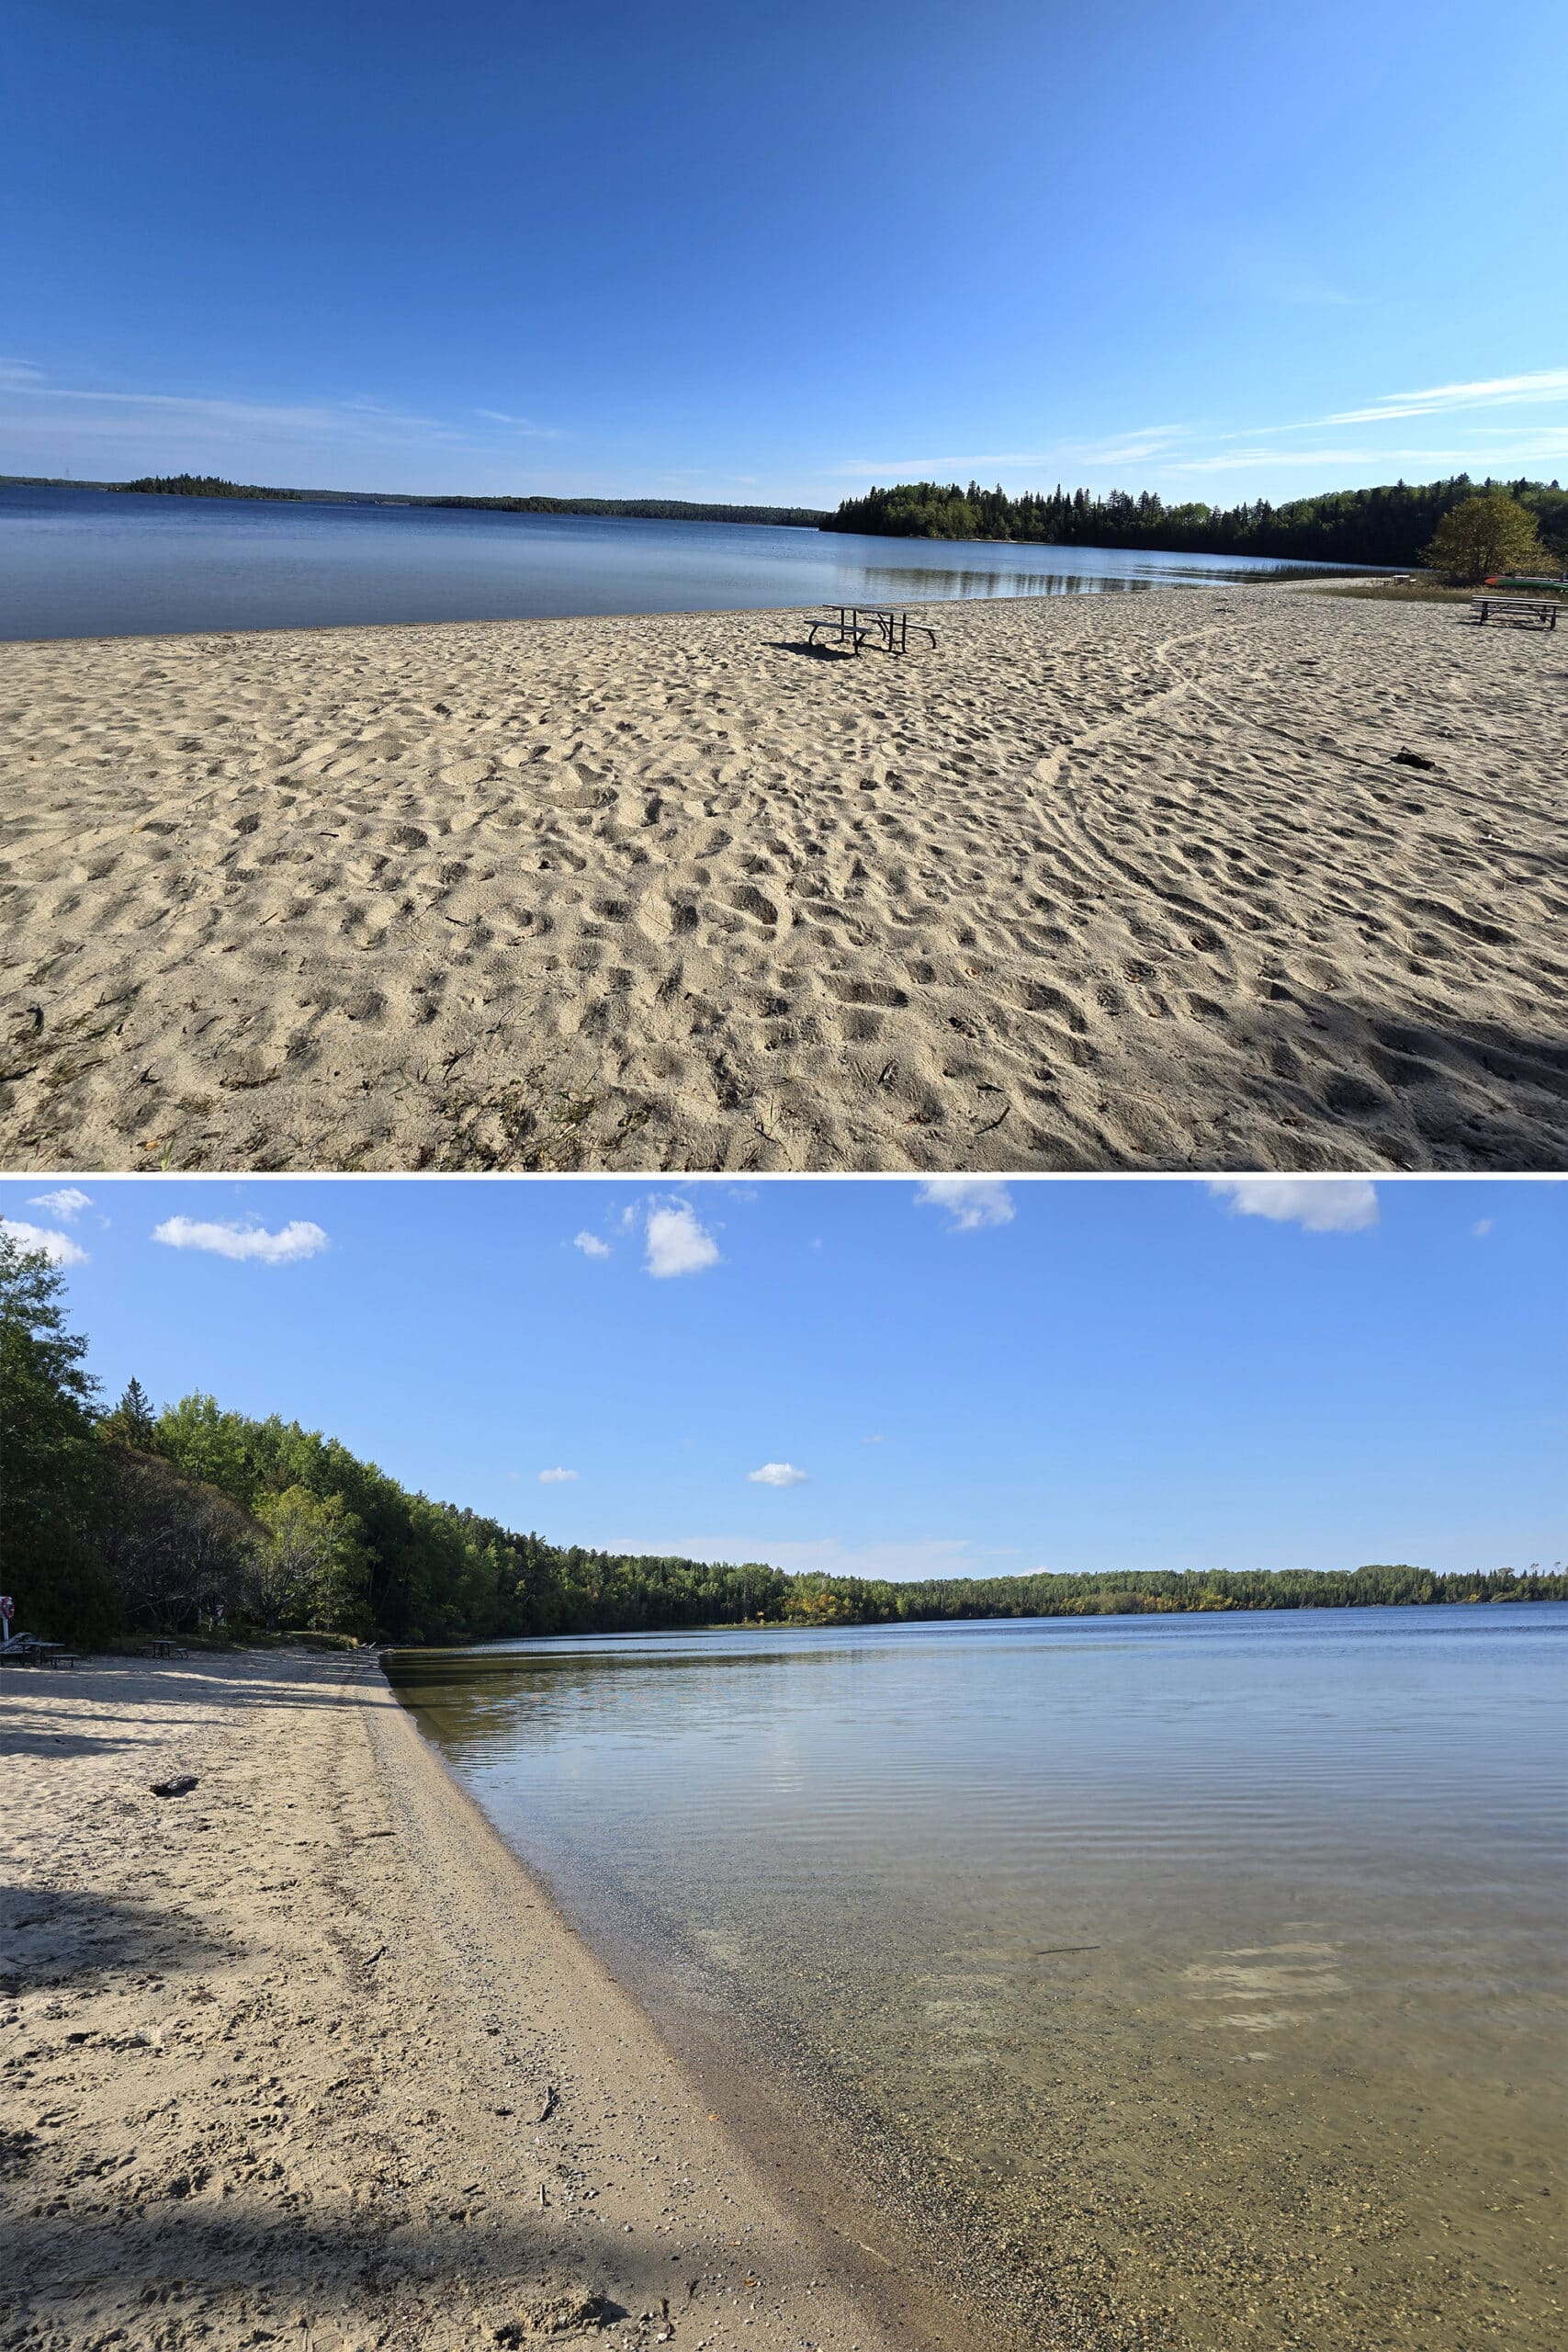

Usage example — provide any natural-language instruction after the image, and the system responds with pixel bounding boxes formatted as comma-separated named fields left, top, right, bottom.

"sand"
left=1, top=583, right=1563, bottom=1172
left=1, top=1649, right=938, bottom=2352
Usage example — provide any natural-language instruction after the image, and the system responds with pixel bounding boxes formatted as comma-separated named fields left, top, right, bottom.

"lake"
left=0, top=482, right=1338, bottom=641
left=389, top=1605, right=1568, bottom=2352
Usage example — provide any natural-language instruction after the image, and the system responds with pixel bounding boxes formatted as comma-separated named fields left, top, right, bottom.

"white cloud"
left=538, top=1466, right=579, bottom=1484
left=1, top=1217, right=87, bottom=1267
left=1473, top=1218, right=1495, bottom=1238
left=1326, top=369, right=1568, bottom=424
left=863, top=1433, right=884, bottom=1444
left=28, top=1186, right=91, bottom=1220
left=572, top=1231, right=611, bottom=1260
left=748, top=1463, right=808, bottom=1487
left=1208, top=1179, right=1379, bottom=1234
left=915, top=1178, right=1015, bottom=1231
left=645, top=1202, right=721, bottom=1279
left=152, top=1216, right=330, bottom=1264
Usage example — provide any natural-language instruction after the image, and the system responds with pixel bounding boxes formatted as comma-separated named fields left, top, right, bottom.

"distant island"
left=105, top=474, right=829, bottom=526
left=821, top=472, right=1568, bottom=572
left=10, top=1227, right=1562, bottom=1650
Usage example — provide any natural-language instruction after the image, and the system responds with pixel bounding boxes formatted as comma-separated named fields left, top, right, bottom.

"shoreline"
left=1, top=1648, right=945, bottom=2352
left=3, top=582, right=1563, bottom=1174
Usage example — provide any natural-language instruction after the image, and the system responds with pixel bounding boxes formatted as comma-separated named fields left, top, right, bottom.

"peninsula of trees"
left=821, top=474, right=1568, bottom=572
left=6, top=1234, right=1561, bottom=1652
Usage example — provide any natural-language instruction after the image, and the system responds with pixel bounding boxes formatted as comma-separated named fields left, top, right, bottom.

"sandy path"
left=1, top=1651, right=930, bottom=2352
left=1, top=585, right=1563, bottom=1171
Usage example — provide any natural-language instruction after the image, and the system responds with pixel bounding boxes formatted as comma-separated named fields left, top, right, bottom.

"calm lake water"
left=0, top=482, right=1337, bottom=641
left=390, top=1606, right=1568, bottom=2352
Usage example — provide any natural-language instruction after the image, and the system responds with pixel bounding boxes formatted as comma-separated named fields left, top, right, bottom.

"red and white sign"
left=0, top=1596, right=14, bottom=1623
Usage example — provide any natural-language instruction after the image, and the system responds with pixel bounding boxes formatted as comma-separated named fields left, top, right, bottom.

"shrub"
left=1423, top=492, right=1545, bottom=585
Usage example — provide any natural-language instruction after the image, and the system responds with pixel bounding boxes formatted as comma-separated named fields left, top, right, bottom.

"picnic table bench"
left=148, top=1636, right=187, bottom=1659
left=807, top=603, right=938, bottom=657
left=1470, top=594, right=1559, bottom=629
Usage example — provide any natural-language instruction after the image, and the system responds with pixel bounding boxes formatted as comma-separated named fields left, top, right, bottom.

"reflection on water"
left=391, top=1608, right=1568, bottom=2351
left=0, top=482, right=1339, bottom=640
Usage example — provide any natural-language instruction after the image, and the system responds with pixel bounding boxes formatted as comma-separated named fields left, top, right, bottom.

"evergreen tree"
left=102, top=1374, right=157, bottom=1450
left=0, top=1231, right=117, bottom=1642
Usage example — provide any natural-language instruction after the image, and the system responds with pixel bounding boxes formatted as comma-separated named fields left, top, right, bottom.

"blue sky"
left=5, top=1176, right=1562, bottom=1579
left=5, top=1, right=1564, bottom=504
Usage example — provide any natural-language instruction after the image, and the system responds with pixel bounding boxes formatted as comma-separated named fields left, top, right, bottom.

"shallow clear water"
left=392, top=1606, right=1568, bottom=2351
left=0, top=482, right=1337, bottom=641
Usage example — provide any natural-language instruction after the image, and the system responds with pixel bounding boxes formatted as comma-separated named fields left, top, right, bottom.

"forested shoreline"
left=821, top=474, right=1568, bottom=571
left=6, top=1234, right=1561, bottom=1651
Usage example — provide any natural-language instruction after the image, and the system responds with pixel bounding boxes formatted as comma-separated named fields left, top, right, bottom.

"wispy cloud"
left=1326, top=369, right=1568, bottom=424
left=915, top=1178, right=1015, bottom=1232
left=474, top=409, right=564, bottom=437
left=830, top=370, right=1568, bottom=496
left=645, top=1202, right=721, bottom=1279
left=681, top=1535, right=976, bottom=1581
left=28, top=1186, right=91, bottom=1220
left=572, top=1230, right=611, bottom=1260
left=538, top=1466, right=579, bottom=1484
left=1168, top=430, right=1568, bottom=475
left=1473, top=1218, right=1495, bottom=1238
left=3, top=377, right=453, bottom=438
left=152, top=1216, right=330, bottom=1264
left=747, top=1462, right=808, bottom=1487
left=0, top=364, right=566, bottom=465
left=1, top=1216, right=87, bottom=1267
left=830, top=428, right=1190, bottom=479
left=1209, top=1179, right=1379, bottom=1234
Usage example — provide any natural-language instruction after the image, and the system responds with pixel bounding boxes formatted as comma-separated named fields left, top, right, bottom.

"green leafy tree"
left=0, top=1230, right=117, bottom=1643
left=1423, top=492, right=1547, bottom=584
left=152, top=1391, right=258, bottom=1505
left=249, top=1486, right=371, bottom=1633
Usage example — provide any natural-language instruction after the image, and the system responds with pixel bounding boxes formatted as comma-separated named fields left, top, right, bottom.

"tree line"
left=4, top=1233, right=1562, bottom=1651
left=821, top=474, right=1568, bottom=571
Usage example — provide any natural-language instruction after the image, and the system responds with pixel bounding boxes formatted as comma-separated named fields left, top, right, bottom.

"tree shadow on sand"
left=1182, top=979, right=1568, bottom=1172
left=0, top=1885, right=237, bottom=1994
left=0, top=2196, right=786, bottom=2348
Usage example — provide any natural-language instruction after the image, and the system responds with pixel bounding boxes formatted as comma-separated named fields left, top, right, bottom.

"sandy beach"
left=1, top=1649, right=942, bottom=2352
left=2, top=583, right=1563, bottom=1172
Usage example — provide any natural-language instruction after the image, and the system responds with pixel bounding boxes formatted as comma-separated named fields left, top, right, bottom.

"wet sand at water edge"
left=1, top=1650, right=941, bottom=2352
left=1, top=583, right=1562, bottom=1172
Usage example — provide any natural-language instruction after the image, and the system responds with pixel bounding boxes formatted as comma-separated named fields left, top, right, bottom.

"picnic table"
left=806, top=603, right=938, bottom=657
left=149, top=1636, right=183, bottom=1659
left=1470, top=594, right=1559, bottom=629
